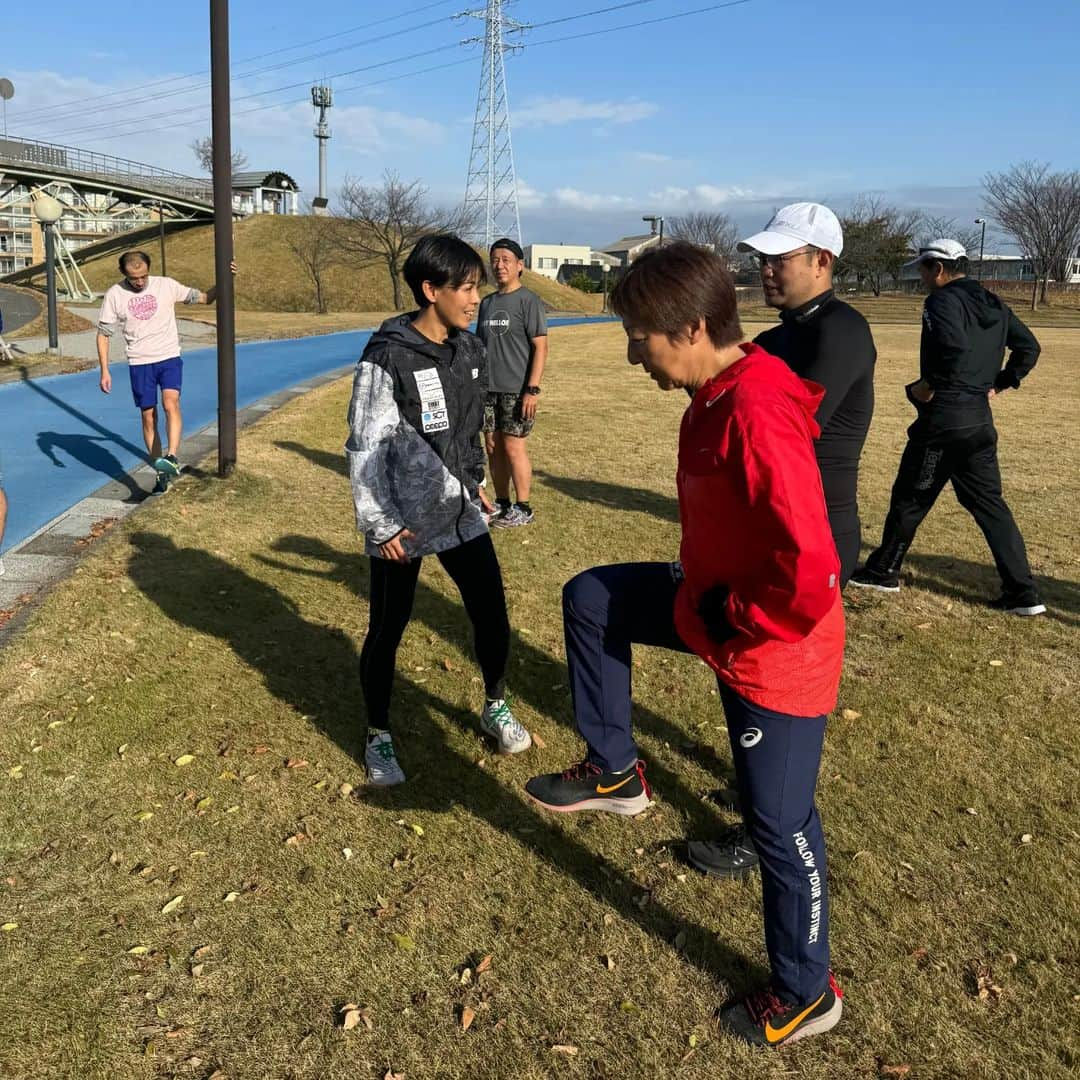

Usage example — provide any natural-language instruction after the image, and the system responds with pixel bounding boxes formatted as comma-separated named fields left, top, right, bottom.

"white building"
left=524, top=242, right=619, bottom=280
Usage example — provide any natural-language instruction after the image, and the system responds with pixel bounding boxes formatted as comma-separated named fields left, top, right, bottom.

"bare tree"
left=917, top=215, right=984, bottom=260
left=983, top=161, right=1080, bottom=308
left=190, top=136, right=248, bottom=175
left=836, top=196, right=921, bottom=295
left=286, top=208, right=341, bottom=314
left=337, top=171, right=466, bottom=310
left=669, top=211, right=739, bottom=261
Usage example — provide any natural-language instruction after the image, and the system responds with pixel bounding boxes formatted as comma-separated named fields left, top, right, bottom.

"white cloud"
left=647, top=184, right=754, bottom=208
left=629, top=150, right=674, bottom=165
left=552, top=187, right=636, bottom=212
left=513, top=96, right=658, bottom=129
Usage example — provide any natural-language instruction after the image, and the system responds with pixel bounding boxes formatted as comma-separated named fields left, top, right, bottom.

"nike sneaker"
left=719, top=970, right=843, bottom=1047
left=525, top=759, right=652, bottom=815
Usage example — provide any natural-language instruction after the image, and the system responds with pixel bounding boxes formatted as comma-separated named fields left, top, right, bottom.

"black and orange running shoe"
left=525, top=759, right=652, bottom=816
left=719, top=971, right=843, bottom=1047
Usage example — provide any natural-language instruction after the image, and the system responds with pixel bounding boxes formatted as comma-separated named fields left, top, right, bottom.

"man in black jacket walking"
left=851, top=239, right=1044, bottom=615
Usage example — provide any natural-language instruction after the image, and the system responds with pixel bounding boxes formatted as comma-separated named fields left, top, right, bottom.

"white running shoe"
left=365, top=731, right=406, bottom=786
left=480, top=699, right=532, bottom=754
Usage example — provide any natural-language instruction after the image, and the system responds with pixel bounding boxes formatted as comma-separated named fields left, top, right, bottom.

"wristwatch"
left=524, top=385, right=541, bottom=396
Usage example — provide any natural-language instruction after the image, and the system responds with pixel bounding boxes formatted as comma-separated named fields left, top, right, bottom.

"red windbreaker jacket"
left=674, top=343, right=845, bottom=716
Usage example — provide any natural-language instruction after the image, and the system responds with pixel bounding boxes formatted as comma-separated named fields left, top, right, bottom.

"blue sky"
left=4, top=0, right=1078, bottom=249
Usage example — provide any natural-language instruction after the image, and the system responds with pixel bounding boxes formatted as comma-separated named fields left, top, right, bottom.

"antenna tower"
left=460, top=0, right=524, bottom=247
left=311, top=84, right=333, bottom=213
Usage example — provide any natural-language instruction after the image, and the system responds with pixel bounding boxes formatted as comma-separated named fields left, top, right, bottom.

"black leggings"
left=360, top=533, right=510, bottom=731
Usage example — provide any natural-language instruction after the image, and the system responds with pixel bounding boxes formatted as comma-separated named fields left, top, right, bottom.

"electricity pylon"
left=460, top=0, right=524, bottom=248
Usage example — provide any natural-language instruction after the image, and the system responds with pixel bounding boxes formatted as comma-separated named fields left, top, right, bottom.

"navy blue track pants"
left=563, top=562, right=831, bottom=1003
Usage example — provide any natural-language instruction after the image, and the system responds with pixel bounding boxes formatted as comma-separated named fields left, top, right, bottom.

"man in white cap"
left=687, top=202, right=877, bottom=881
left=850, top=240, right=1043, bottom=615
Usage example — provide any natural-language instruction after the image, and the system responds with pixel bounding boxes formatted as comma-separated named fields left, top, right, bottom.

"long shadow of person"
left=275, top=440, right=347, bottom=478
left=532, top=469, right=679, bottom=525
left=256, top=534, right=741, bottom=840
left=125, top=530, right=767, bottom=992
left=898, top=550, right=1076, bottom=628
left=37, top=431, right=145, bottom=501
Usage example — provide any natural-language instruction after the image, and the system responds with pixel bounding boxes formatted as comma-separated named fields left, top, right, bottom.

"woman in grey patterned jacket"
left=346, top=234, right=533, bottom=785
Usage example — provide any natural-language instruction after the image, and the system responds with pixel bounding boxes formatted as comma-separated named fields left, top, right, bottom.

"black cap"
left=490, top=237, right=524, bottom=260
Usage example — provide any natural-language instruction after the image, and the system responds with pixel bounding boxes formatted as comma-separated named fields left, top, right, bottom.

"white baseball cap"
left=737, top=202, right=844, bottom=257
left=904, top=238, right=967, bottom=268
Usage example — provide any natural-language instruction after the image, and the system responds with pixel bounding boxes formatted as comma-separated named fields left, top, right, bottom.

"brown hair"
left=610, top=241, right=742, bottom=348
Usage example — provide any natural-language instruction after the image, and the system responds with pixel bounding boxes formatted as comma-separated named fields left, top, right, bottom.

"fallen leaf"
left=878, top=1066, right=911, bottom=1078
left=989, top=659, right=1004, bottom=667
left=226, top=805, right=240, bottom=814
left=475, top=953, right=493, bottom=974
left=223, top=892, right=240, bottom=903
left=341, top=1005, right=373, bottom=1030
left=392, top=933, right=416, bottom=952
left=174, top=754, right=195, bottom=767
left=408, top=823, right=425, bottom=837
left=1020, top=833, right=1033, bottom=844
left=343, top=848, right=353, bottom=861
left=285, top=758, right=308, bottom=769
left=965, top=807, right=978, bottom=815
left=339, top=783, right=355, bottom=797
left=688, top=1033, right=698, bottom=1048
left=117, top=743, right=129, bottom=755
left=601, top=954, right=615, bottom=971
left=459, top=967, right=472, bottom=986
left=383, top=1071, right=404, bottom=1080
left=619, top=1000, right=640, bottom=1015
left=915, top=622, right=932, bottom=630
left=532, top=731, right=547, bottom=750
left=127, top=945, right=151, bottom=955
left=8, top=766, right=24, bottom=778
left=460, top=1006, right=476, bottom=1032
left=551, top=1044, right=578, bottom=1056
left=47, top=720, right=64, bottom=730
left=190, top=850, right=208, bottom=858
left=192, top=945, right=212, bottom=959
left=841, top=708, right=861, bottom=720
left=161, top=895, right=184, bottom=915
left=191, top=963, right=205, bottom=977
left=314, top=779, right=328, bottom=790
left=196, top=796, right=213, bottom=811
left=1, top=922, right=17, bottom=932
left=442, top=658, right=455, bottom=671
left=284, top=832, right=310, bottom=847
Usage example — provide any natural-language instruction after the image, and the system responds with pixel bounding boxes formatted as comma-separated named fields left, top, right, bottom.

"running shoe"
left=480, top=698, right=532, bottom=754
left=687, top=825, right=759, bottom=878
left=526, top=759, right=652, bottom=816
left=153, top=454, right=181, bottom=477
left=365, top=731, right=406, bottom=786
left=989, top=593, right=1046, bottom=616
left=719, top=971, right=844, bottom=1047
left=848, top=566, right=900, bottom=592
left=491, top=505, right=533, bottom=529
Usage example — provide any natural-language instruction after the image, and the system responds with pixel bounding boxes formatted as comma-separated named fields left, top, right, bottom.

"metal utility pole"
left=974, top=217, right=986, bottom=281
left=461, top=0, right=523, bottom=247
left=158, top=204, right=167, bottom=275
left=210, top=0, right=237, bottom=477
left=311, top=85, right=333, bottom=213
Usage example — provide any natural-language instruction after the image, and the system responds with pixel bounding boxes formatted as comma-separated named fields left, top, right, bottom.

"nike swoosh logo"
left=596, top=775, right=635, bottom=795
left=764, top=992, right=825, bottom=1043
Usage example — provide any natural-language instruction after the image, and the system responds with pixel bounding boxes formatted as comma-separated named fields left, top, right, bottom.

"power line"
left=11, top=0, right=460, bottom=126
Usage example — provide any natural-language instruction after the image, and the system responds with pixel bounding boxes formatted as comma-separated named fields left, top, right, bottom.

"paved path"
left=0, top=285, right=41, bottom=334
left=0, top=317, right=609, bottom=560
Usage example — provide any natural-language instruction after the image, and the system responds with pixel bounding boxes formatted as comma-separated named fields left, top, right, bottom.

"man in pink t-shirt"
left=97, top=250, right=230, bottom=494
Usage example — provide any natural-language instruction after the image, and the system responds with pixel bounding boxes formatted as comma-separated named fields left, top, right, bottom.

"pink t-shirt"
left=99, top=276, right=197, bottom=366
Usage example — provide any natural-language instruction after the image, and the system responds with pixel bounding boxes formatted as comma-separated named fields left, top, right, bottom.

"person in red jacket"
left=525, top=242, right=846, bottom=1047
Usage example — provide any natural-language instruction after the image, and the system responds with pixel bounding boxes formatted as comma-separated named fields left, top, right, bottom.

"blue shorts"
left=129, top=357, right=183, bottom=410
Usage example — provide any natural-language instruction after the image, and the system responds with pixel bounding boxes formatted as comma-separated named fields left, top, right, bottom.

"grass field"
left=0, top=319, right=1077, bottom=1079
left=62, top=217, right=603, bottom=316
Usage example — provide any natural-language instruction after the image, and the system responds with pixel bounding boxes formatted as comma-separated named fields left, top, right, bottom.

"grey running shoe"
left=151, top=473, right=171, bottom=495
left=365, top=731, right=406, bottom=786
left=480, top=698, right=532, bottom=754
left=491, top=505, right=533, bottom=529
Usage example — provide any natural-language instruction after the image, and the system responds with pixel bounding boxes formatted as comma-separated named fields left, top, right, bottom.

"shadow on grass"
left=533, top=469, right=679, bottom=524
left=276, top=440, right=346, bottom=478
left=127, top=529, right=765, bottom=993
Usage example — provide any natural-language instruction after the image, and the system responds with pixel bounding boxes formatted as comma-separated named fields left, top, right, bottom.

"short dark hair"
left=932, top=256, right=969, bottom=278
left=490, top=237, right=524, bottom=261
left=610, top=241, right=742, bottom=348
left=119, top=250, right=152, bottom=274
left=403, top=234, right=487, bottom=307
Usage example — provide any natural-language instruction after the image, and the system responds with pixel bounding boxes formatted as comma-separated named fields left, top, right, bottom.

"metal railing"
left=0, top=135, right=212, bottom=205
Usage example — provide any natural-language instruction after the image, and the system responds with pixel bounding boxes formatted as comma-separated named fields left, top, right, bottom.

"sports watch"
left=524, top=385, right=542, bottom=396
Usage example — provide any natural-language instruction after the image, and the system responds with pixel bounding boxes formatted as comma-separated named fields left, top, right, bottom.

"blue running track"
left=0, top=317, right=611, bottom=553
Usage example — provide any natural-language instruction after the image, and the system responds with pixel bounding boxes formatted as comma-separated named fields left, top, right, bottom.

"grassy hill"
left=74, top=216, right=602, bottom=315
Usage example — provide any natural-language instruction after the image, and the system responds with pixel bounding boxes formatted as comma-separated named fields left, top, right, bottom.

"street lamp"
left=974, top=218, right=986, bottom=281
left=642, top=214, right=664, bottom=248
left=33, top=194, right=63, bottom=355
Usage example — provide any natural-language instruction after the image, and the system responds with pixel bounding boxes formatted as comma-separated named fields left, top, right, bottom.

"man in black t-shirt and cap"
left=850, top=239, right=1044, bottom=615
left=477, top=239, right=549, bottom=529
left=687, top=201, right=878, bottom=881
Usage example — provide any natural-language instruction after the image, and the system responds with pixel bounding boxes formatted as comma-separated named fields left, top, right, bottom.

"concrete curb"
left=0, top=362, right=353, bottom=649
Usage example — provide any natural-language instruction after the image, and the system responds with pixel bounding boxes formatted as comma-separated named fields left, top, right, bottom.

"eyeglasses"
left=754, top=247, right=817, bottom=269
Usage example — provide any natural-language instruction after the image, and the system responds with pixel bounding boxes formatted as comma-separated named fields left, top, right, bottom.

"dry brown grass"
left=65, top=217, right=602, bottom=316
left=0, top=321, right=1077, bottom=1079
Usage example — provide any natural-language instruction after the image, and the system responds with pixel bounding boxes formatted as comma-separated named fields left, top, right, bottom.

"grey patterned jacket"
left=346, top=314, right=489, bottom=559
